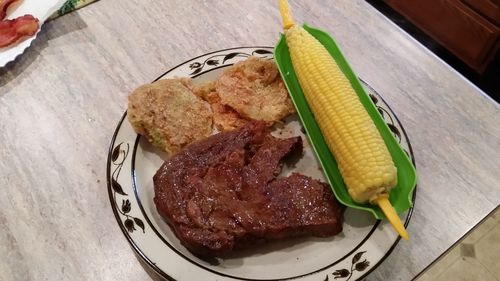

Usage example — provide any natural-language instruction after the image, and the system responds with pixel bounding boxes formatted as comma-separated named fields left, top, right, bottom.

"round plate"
left=107, top=47, right=416, bottom=281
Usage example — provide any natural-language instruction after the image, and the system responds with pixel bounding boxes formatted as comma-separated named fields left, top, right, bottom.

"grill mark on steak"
left=153, top=121, right=343, bottom=256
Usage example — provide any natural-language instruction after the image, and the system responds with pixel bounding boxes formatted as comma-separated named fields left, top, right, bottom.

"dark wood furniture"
left=384, top=0, right=499, bottom=72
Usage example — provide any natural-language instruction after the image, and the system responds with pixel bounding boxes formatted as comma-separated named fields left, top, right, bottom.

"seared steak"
left=153, top=121, right=343, bottom=256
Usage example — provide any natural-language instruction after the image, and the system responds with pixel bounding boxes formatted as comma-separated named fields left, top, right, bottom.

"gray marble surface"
left=0, top=0, right=498, bottom=280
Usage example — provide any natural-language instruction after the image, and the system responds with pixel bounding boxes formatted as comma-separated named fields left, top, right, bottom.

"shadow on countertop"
left=0, top=14, right=87, bottom=95
left=366, top=0, right=499, bottom=103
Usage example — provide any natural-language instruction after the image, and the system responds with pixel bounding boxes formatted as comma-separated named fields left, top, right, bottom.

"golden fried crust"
left=215, top=57, right=295, bottom=123
left=193, top=81, right=248, bottom=131
left=128, top=78, right=212, bottom=154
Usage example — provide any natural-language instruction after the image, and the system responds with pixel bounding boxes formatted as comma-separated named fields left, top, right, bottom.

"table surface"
left=0, top=0, right=499, bottom=280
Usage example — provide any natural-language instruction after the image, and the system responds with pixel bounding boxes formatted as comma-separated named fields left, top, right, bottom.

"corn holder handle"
left=274, top=24, right=417, bottom=220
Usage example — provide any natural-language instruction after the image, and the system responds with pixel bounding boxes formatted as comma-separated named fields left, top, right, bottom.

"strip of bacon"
left=0, top=14, right=39, bottom=48
left=0, top=0, right=19, bottom=20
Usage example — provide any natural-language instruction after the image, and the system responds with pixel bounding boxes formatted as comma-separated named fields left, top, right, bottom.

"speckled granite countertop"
left=0, top=1, right=498, bottom=280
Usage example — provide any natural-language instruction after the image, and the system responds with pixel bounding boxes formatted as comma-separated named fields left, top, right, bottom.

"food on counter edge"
left=0, top=0, right=39, bottom=48
left=0, top=0, right=18, bottom=20
left=153, top=121, right=343, bottom=256
left=0, top=14, right=39, bottom=48
left=279, top=0, right=408, bottom=240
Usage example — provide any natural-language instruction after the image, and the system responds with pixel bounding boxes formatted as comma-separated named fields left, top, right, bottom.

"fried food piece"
left=193, top=57, right=296, bottom=131
left=0, top=14, right=39, bottom=48
left=215, top=56, right=295, bottom=123
left=128, top=78, right=212, bottom=154
left=193, top=81, right=248, bottom=131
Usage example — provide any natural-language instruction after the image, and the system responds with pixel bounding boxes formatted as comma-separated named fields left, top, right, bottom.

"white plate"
left=0, top=0, right=66, bottom=67
left=107, top=47, right=416, bottom=281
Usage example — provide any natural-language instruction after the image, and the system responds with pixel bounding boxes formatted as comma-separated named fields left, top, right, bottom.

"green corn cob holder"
left=274, top=24, right=417, bottom=220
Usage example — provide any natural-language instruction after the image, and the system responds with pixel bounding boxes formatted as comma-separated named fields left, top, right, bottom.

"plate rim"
left=107, top=46, right=417, bottom=281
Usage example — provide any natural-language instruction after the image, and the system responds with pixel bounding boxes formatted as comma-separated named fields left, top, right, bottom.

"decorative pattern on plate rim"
left=188, top=49, right=273, bottom=76
left=110, top=142, right=145, bottom=233
left=368, top=93, right=405, bottom=151
left=328, top=251, right=369, bottom=280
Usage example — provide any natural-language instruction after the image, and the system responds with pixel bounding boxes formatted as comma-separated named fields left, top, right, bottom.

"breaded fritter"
left=215, top=56, right=295, bottom=123
left=128, top=78, right=212, bottom=154
left=193, top=81, right=248, bottom=131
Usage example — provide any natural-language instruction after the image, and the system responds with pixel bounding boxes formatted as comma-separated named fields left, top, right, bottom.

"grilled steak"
left=153, top=121, right=343, bottom=256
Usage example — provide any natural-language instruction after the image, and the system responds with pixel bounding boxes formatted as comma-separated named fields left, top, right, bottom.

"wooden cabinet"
left=461, top=0, right=500, bottom=26
left=384, top=0, right=499, bottom=72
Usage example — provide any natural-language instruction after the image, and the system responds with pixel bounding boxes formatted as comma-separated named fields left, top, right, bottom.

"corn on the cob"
left=286, top=25, right=397, bottom=205
left=279, top=0, right=408, bottom=240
